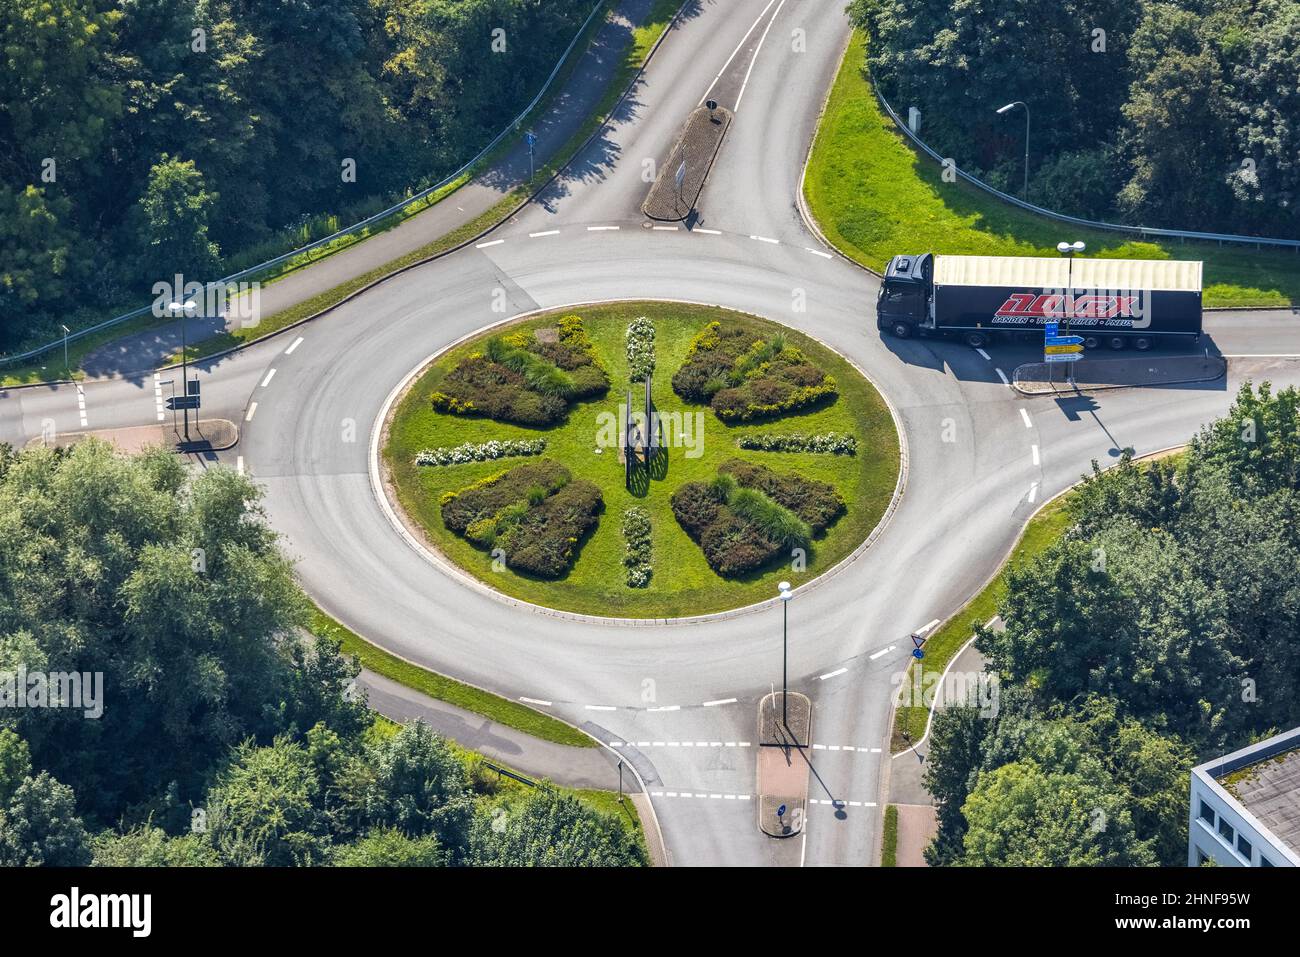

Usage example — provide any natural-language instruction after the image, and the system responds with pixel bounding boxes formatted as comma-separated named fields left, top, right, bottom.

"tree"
left=0, top=772, right=92, bottom=866
left=469, top=791, right=648, bottom=867
left=333, top=827, right=445, bottom=867
left=360, top=721, right=474, bottom=854
left=958, top=759, right=1156, bottom=866
left=922, top=706, right=990, bottom=865
left=91, top=825, right=220, bottom=867
left=134, top=154, right=221, bottom=282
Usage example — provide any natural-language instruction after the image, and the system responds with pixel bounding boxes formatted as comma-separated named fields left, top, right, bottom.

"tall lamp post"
left=168, top=300, right=197, bottom=439
left=778, top=580, right=793, bottom=732
left=996, top=101, right=1030, bottom=199
left=1056, top=241, right=1086, bottom=387
left=59, top=324, right=70, bottom=378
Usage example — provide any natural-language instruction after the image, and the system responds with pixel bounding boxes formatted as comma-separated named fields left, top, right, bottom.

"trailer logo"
left=995, top=292, right=1138, bottom=321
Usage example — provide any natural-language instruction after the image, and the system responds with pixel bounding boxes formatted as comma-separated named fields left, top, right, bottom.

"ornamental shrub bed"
left=718, top=458, right=846, bottom=533
left=439, top=459, right=601, bottom=577
left=621, top=506, right=653, bottom=587
left=430, top=316, right=609, bottom=425
left=626, top=316, right=656, bottom=382
left=670, top=465, right=840, bottom=577
left=415, top=438, right=547, bottom=466
left=671, top=321, right=838, bottom=422
left=737, top=432, right=857, bottom=455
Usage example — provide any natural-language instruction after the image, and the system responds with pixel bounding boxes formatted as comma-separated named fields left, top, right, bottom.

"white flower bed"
left=737, top=432, right=857, bottom=455
left=415, top=438, right=547, bottom=467
left=622, top=506, right=652, bottom=587
left=626, top=316, right=656, bottom=382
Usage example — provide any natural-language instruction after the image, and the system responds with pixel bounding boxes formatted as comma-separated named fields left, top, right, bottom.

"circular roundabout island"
left=381, top=301, right=900, bottom=619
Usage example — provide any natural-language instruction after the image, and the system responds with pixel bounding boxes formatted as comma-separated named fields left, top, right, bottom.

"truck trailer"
left=876, top=253, right=1203, bottom=350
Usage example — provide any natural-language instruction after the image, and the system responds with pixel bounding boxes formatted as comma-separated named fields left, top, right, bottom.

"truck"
left=876, top=253, right=1203, bottom=350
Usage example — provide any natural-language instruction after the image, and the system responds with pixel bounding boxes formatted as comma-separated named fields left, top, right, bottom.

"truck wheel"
left=891, top=322, right=912, bottom=339
left=1108, top=337, right=1127, bottom=350
left=1083, top=336, right=1101, bottom=350
left=1133, top=337, right=1152, bottom=351
left=966, top=332, right=988, bottom=348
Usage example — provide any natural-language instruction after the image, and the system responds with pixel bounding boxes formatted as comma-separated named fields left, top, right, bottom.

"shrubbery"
left=431, top=317, right=609, bottom=425
left=671, top=460, right=844, bottom=576
left=440, top=460, right=601, bottom=577
left=626, top=316, right=656, bottom=382
left=621, top=507, right=652, bottom=587
left=672, top=321, right=837, bottom=421
left=415, top=439, right=546, bottom=467
left=737, top=432, right=857, bottom=455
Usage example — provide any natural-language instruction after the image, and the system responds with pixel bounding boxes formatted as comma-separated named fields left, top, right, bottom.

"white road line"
left=475, top=239, right=505, bottom=248
left=652, top=225, right=679, bottom=231
left=1020, top=408, right=1032, bottom=428
left=285, top=336, right=304, bottom=355
left=76, top=384, right=87, bottom=428
left=518, top=697, right=552, bottom=706
left=528, top=230, right=559, bottom=238
left=236, top=456, right=245, bottom=475
left=702, top=697, right=737, bottom=707
left=976, top=347, right=992, bottom=361
left=1028, top=482, right=1039, bottom=503
left=749, top=234, right=779, bottom=244
left=693, top=228, right=722, bottom=235
left=153, top=373, right=165, bottom=422
left=260, top=368, right=277, bottom=388
left=584, top=704, right=616, bottom=711
left=245, top=403, right=258, bottom=422
left=734, top=0, right=788, bottom=112
left=647, top=705, right=680, bottom=712
left=868, top=644, right=895, bottom=660
left=914, top=619, right=941, bottom=637
left=806, top=248, right=833, bottom=259
left=587, top=225, right=619, bottom=232
left=1031, top=444, right=1040, bottom=466
left=995, top=367, right=1010, bottom=386
left=819, top=667, right=848, bottom=680
left=699, top=0, right=777, bottom=105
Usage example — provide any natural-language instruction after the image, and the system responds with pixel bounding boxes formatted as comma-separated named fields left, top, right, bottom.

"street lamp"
left=996, top=101, right=1030, bottom=199
left=1056, top=241, right=1086, bottom=388
left=59, top=324, right=70, bottom=378
left=778, top=580, right=793, bottom=731
left=168, top=300, right=197, bottom=439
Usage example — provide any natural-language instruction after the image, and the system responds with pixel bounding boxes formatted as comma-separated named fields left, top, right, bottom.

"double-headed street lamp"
left=778, top=580, right=793, bottom=731
left=168, top=300, right=197, bottom=439
left=996, top=101, right=1030, bottom=199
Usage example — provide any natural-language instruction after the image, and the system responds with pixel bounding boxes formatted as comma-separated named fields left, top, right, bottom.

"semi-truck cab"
left=877, top=253, right=1203, bottom=350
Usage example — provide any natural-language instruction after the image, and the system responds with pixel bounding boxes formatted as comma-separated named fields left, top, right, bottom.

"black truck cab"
left=876, top=253, right=932, bottom=337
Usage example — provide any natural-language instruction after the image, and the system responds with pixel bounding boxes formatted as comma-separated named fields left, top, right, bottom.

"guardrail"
left=871, top=73, right=1300, bottom=254
left=2, top=0, right=608, bottom=369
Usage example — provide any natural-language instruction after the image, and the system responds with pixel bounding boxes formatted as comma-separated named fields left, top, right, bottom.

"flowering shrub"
left=416, top=439, right=547, bottom=467
left=622, top=506, right=652, bottom=587
left=626, top=316, right=656, bottom=382
left=736, top=432, right=857, bottom=455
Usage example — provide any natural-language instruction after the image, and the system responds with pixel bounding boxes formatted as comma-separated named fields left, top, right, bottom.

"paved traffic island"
left=757, top=690, right=812, bottom=838
left=380, top=301, right=900, bottom=620
left=642, top=105, right=733, bottom=221
left=25, top=418, right=239, bottom=454
left=1013, top=354, right=1227, bottom=395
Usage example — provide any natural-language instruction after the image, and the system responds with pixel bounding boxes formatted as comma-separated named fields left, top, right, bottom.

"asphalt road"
left=2, top=0, right=1297, bottom=867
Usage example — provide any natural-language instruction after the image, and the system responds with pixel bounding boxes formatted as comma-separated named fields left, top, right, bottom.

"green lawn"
left=384, top=302, right=900, bottom=618
left=805, top=32, right=1300, bottom=309
left=310, top=606, right=594, bottom=748
left=890, top=494, right=1073, bottom=751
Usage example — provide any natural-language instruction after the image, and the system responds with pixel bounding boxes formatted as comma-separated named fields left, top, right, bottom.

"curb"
left=642, top=105, right=734, bottom=221
left=368, top=298, right=909, bottom=628
left=1011, top=355, right=1227, bottom=395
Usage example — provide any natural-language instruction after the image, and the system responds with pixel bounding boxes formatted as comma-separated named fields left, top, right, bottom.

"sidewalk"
left=81, top=0, right=659, bottom=380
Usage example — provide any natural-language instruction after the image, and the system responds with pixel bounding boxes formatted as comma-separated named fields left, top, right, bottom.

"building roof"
left=933, top=255, right=1202, bottom=293
left=1219, top=746, right=1300, bottom=856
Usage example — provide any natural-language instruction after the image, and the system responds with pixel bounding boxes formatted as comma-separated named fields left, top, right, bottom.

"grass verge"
left=890, top=494, right=1073, bottom=752
left=383, top=302, right=899, bottom=618
left=882, top=804, right=898, bottom=866
left=310, top=605, right=595, bottom=749
left=804, top=32, right=1300, bottom=309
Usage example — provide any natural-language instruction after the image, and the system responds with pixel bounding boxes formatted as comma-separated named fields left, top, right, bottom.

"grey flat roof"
left=1218, top=746, right=1300, bottom=855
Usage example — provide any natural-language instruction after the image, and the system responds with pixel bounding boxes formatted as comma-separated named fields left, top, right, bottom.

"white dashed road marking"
left=995, top=367, right=1010, bottom=386
left=1028, top=482, right=1039, bottom=503
left=584, top=704, right=616, bottom=711
left=285, top=336, right=304, bottom=355
left=869, top=644, right=895, bottom=660
left=1031, top=444, right=1040, bottom=466
left=475, top=239, right=505, bottom=249
left=818, top=667, right=847, bottom=680
left=806, top=248, right=833, bottom=259
left=611, top=741, right=750, bottom=748
left=652, top=225, right=679, bottom=231
left=587, top=225, right=619, bottom=232
left=153, top=373, right=165, bottom=422
left=236, top=456, right=245, bottom=475
left=245, top=402, right=258, bottom=422
left=260, top=368, right=277, bottom=388
left=693, top=228, right=722, bottom=235
left=651, top=791, right=753, bottom=801
left=702, top=697, right=737, bottom=707
left=75, top=384, right=87, bottom=428
left=1019, top=408, right=1032, bottom=428
left=529, top=230, right=559, bottom=238
left=518, top=697, right=552, bottom=707
left=976, top=347, right=992, bottom=361
left=749, top=235, right=779, bottom=245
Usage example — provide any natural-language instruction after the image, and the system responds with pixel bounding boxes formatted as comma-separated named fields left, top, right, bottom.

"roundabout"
left=379, top=301, right=900, bottom=619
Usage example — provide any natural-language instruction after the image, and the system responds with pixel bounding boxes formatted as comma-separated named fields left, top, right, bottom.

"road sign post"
left=674, top=159, right=686, bottom=212
left=525, top=131, right=536, bottom=180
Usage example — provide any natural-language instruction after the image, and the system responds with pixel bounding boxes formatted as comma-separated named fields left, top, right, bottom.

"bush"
left=737, top=432, right=857, bottom=455
left=729, top=487, right=811, bottom=549
left=499, top=480, right=602, bottom=577
left=626, top=316, right=656, bottom=382
left=670, top=482, right=725, bottom=539
left=440, top=461, right=570, bottom=534
left=719, top=458, right=845, bottom=533
left=671, top=321, right=838, bottom=420
left=432, top=356, right=567, bottom=426
left=621, top=506, right=652, bottom=587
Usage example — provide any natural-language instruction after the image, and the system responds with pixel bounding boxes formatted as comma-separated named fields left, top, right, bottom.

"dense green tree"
left=360, top=721, right=475, bottom=854
left=469, top=791, right=648, bottom=867
left=133, top=154, right=221, bottom=282
left=91, top=824, right=220, bottom=867
left=333, top=827, right=445, bottom=867
left=0, top=771, right=92, bottom=866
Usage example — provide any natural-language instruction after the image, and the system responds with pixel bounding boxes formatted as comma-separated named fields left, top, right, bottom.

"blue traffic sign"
left=1044, top=321, right=1059, bottom=338
left=1045, top=335, right=1084, bottom=346
left=912, top=648, right=924, bottom=659
left=525, top=131, right=536, bottom=148
left=777, top=804, right=787, bottom=818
